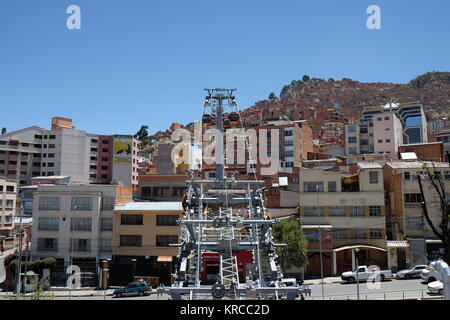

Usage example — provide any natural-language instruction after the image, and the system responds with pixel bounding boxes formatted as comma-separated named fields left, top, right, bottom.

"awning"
left=157, top=256, right=173, bottom=262
left=387, top=241, right=409, bottom=248
left=333, top=245, right=387, bottom=252
left=426, top=239, right=442, bottom=244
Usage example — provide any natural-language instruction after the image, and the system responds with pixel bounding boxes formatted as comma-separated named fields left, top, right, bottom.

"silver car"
left=396, top=265, right=427, bottom=279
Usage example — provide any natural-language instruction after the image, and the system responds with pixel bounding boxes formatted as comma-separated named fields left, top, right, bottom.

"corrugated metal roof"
left=387, top=240, right=409, bottom=248
left=387, top=161, right=450, bottom=170
left=114, top=201, right=183, bottom=212
left=357, top=162, right=383, bottom=169
left=400, top=152, right=418, bottom=160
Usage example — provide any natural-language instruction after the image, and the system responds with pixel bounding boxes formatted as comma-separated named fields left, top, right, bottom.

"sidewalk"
left=303, top=277, right=343, bottom=285
left=0, top=288, right=159, bottom=298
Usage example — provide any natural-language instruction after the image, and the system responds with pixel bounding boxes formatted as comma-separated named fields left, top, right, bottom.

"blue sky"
left=0, top=0, right=449, bottom=135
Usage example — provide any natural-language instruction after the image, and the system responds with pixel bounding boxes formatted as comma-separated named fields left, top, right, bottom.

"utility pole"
left=355, top=248, right=360, bottom=300
left=316, top=185, right=324, bottom=300
left=15, top=207, right=23, bottom=299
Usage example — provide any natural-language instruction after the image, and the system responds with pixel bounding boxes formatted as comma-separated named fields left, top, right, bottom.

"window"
left=101, top=197, right=115, bottom=210
left=102, top=149, right=109, bottom=153
left=370, top=229, right=383, bottom=239
left=6, top=200, right=14, bottom=207
left=284, top=151, right=294, bottom=157
left=48, top=153, right=55, bottom=158
left=360, top=139, right=368, bottom=145
left=404, top=172, right=411, bottom=180
left=377, top=117, right=382, bottom=121
left=369, top=171, right=379, bottom=184
left=406, top=216, right=424, bottom=230
left=102, top=140, right=110, bottom=144
left=49, top=135, right=56, bottom=139
left=303, top=229, right=320, bottom=241
left=377, top=139, right=383, bottom=143
left=37, top=217, right=59, bottom=231
left=6, top=186, right=15, bottom=192
left=304, top=182, right=324, bottom=192
left=101, top=218, right=113, bottom=231
left=156, top=215, right=179, bottom=226
left=385, top=139, right=391, bottom=143
left=48, top=144, right=55, bottom=148
left=120, top=235, right=142, bottom=247
left=404, top=193, right=423, bottom=203
left=90, top=165, right=97, bottom=169
left=369, top=206, right=382, bottom=216
left=284, top=130, right=293, bottom=137
left=100, top=239, right=112, bottom=252
left=348, top=147, right=358, bottom=155
left=350, top=206, right=365, bottom=216
left=35, top=135, right=42, bottom=139
left=284, top=140, right=294, bottom=147
left=333, top=229, right=348, bottom=239
left=71, top=197, right=92, bottom=210
left=70, top=218, right=92, bottom=231
left=37, top=238, right=58, bottom=251
left=348, top=136, right=357, bottom=144
left=91, top=148, right=98, bottom=152
left=329, top=206, right=346, bottom=216
left=328, top=181, right=337, bottom=192
left=47, top=163, right=54, bottom=167
left=384, top=116, right=389, bottom=120
left=348, top=125, right=357, bottom=133
left=285, top=162, right=294, bottom=168
left=71, top=239, right=91, bottom=252
left=385, top=128, right=390, bottom=131
left=359, top=127, right=368, bottom=134
left=121, top=214, right=143, bottom=225
left=101, top=166, right=108, bottom=170
left=156, top=235, right=178, bottom=247
left=39, top=197, right=60, bottom=210
left=304, top=207, right=324, bottom=216
left=351, top=229, right=366, bottom=239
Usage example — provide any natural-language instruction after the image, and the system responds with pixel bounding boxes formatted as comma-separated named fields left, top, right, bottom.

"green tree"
left=417, top=161, right=450, bottom=263
left=134, top=125, right=149, bottom=141
left=272, top=219, right=308, bottom=274
left=268, top=92, right=278, bottom=100
left=302, top=75, right=310, bottom=82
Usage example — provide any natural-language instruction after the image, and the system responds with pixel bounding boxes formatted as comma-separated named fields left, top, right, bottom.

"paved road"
left=307, top=278, right=436, bottom=300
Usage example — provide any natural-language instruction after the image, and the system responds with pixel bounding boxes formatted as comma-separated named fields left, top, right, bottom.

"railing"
left=308, top=289, right=440, bottom=300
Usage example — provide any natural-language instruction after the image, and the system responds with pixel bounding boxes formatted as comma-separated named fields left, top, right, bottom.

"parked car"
left=396, top=265, right=427, bottom=279
left=421, top=261, right=441, bottom=283
left=427, top=280, right=444, bottom=294
left=113, top=281, right=152, bottom=298
left=341, top=265, right=392, bottom=283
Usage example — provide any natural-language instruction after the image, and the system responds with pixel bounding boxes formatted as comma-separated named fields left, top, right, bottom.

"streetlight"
left=354, top=248, right=360, bottom=300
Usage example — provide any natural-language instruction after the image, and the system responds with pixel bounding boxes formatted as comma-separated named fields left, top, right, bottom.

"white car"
left=427, top=280, right=443, bottom=294
left=421, top=261, right=441, bottom=283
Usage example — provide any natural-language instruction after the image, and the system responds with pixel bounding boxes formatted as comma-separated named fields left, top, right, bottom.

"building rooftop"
left=31, top=176, right=70, bottom=180
left=114, top=201, right=183, bottom=212
left=386, top=161, right=450, bottom=170
left=400, top=142, right=443, bottom=147
left=357, top=162, right=383, bottom=170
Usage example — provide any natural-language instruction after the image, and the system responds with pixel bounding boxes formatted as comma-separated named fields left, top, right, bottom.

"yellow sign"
left=113, top=139, right=132, bottom=165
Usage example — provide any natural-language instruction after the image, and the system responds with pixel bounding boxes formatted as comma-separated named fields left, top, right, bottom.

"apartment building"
left=384, top=161, right=450, bottom=269
left=138, top=174, right=187, bottom=201
left=0, top=179, right=17, bottom=249
left=298, top=163, right=387, bottom=276
left=398, top=142, right=444, bottom=162
left=0, top=118, right=140, bottom=188
left=345, top=102, right=428, bottom=163
left=112, top=202, right=183, bottom=285
left=30, top=184, right=132, bottom=286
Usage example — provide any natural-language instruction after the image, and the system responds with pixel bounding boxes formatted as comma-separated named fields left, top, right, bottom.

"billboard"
left=113, top=136, right=132, bottom=165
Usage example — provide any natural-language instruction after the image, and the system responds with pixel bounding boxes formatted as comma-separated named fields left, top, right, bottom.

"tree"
left=272, top=219, right=308, bottom=274
left=279, top=84, right=291, bottom=98
left=268, top=92, right=278, bottom=100
left=328, top=78, right=335, bottom=82
left=134, top=125, right=149, bottom=141
left=302, top=75, right=310, bottom=82
left=417, top=161, right=450, bottom=263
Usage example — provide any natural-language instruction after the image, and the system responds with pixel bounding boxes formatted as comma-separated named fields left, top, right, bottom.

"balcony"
left=299, top=191, right=384, bottom=206
left=8, top=154, right=18, bottom=161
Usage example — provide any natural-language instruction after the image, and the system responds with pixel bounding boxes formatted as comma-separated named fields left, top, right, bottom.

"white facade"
left=31, top=184, right=119, bottom=262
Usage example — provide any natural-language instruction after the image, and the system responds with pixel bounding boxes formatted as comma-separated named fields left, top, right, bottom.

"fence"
left=308, top=289, right=440, bottom=300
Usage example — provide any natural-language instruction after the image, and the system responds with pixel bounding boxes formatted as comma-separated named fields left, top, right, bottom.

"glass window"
left=100, top=239, right=112, bottom=252
left=333, top=228, right=348, bottom=239
left=121, top=214, right=143, bottom=225
left=348, top=125, right=357, bottom=133
left=71, top=197, right=93, bottom=210
left=71, top=239, right=91, bottom=252
left=404, top=193, right=423, bottom=203
left=156, top=215, right=179, bottom=226
left=101, top=218, right=113, bottom=231
left=370, top=229, right=383, bottom=239
left=351, top=229, right=366, bottom=239
left=156, top=235, right=178, bottom=247
left=369, top=206, right=382, bottom=216
left=38, top=217, right=59, bottom=231
left=329, top=206, right=346, bottom=216
left=348, top=136, right=357, bottom=144
left=39, top=197, right=60, bottom=210
left=120, top=235, right=142, bottom=247
left=304, top=207, right=324, bottom=216
left=350, top=206, right=365, bottom=216
left=37, top=238, right=58, bottom=251
left=369, top=171, right=379, bottom=184
left=328, top=181, right=337, bottom=192
left=101, top=197, right=115, bottom=210
left=304, top=182, right=324, bottom=192
left=70, top=218, right=92, bottom=231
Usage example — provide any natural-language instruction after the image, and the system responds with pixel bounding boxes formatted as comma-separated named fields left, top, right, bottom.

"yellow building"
left=112, top=202, right=183, bottom=285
